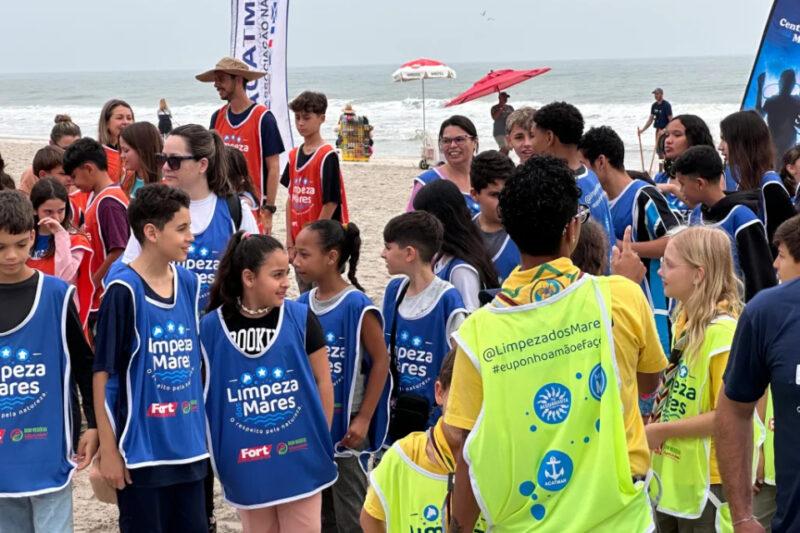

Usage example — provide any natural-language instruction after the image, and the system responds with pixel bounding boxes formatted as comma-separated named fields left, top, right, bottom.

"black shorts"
left=117, top=477, right=207, bottom=533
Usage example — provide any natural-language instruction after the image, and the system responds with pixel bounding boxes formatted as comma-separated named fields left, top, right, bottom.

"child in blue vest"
left=293, top=220, right=391, bottom=532
left=674, top=146, right=777, bottom=302
left=0, top=190, right=97, bottom=533
left=470, top=150, right=521, bottom=284
left=579, top=126, right=680, bottom=357
left=202, top=231, right=336, bottom=532
left=381, top=212, right=467, bottom=442
left=93, top=184, right=208, bottom=533
left=413, top=180, right=499, bottom=311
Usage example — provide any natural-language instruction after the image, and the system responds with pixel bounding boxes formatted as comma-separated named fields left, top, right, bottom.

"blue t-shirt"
left=723, top=279, right=800, bottom=533
left=651, top=100, right=673, bottom=129
left=30, top=234, right=51, bottom=260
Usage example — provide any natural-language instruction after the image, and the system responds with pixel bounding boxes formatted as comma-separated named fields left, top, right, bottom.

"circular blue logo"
left=589, top=364, right=607, bottom=400
left=0, top=346, right=12, bottom=360
left=678, top=364, right=689, bottom=378
left=534, top=383, right=571, bottom=424
left=536, top=450, right=574, bottom=492
left=422, top=504, right=439, bottom=522
left=152, top=325, right=164, bottom=339
left=240, top=372, right=254, bottom=385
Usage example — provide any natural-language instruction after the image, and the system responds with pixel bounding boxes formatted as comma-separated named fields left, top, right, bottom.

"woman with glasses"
left=120, top=124, right=260, bottom=313
left=407, top=115, right=481, bottom=216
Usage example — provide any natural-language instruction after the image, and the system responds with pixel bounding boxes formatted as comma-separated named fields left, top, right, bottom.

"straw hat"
left=196, top=57, right=266, bottom=82
left=343, top=103, right=356, bottom=114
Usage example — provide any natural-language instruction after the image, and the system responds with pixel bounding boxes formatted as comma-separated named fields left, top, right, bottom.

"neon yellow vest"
left=370, top=432, right=487, bottom=533
left=763, top=389, right=775, bottom=486
left=652, top=316, right=736, bottom=519
left=455, top=276, right=653, bottom=532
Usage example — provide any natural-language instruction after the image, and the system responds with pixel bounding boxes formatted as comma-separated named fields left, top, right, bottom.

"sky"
left=0, top=0, right=774, bottom=73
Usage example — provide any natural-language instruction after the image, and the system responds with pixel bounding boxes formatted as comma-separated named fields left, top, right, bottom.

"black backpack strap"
left=388, top=279, right=411, bottom=401
left=226, top=194, right=243, bottom=231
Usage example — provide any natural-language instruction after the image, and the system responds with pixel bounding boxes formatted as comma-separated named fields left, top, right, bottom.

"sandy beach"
left=1, top=138, right=412, bottom=532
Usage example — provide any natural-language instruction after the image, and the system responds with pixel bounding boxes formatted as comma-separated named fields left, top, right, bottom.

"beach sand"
left=1, top=138, right=413, bottom=532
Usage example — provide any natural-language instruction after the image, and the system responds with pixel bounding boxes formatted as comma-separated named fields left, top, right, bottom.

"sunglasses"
left=155, top=153, right=199, bottom=170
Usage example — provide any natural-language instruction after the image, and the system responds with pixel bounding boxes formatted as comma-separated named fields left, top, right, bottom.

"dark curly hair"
left=500, top=155, right=581, bottom=256
left=289, top=91, right=328, bottom=115
left=533, top=102, right=584, bottom=145
left=673, top=145, right=723, bottom=183
left=470, top=150, right=515, bottom=192
left=413, top=179, right=499, bottom=289
left=578, top=126, right=625, bottom=170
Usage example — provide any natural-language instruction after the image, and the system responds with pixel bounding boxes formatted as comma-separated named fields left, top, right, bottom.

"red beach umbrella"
left=445, top=67, right=551, bottom=107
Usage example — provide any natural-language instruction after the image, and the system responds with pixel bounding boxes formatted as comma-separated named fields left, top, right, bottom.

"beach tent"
left=445, top=67, right=551, bottom=107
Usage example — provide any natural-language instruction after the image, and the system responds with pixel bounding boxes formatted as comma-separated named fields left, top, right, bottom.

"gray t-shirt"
left=492, top=104, right=514, bottom=136
left=478, top=225, right=509, bottom=259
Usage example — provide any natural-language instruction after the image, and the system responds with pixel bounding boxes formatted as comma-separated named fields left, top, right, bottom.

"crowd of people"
left=0, top=55, right=799, bottom=533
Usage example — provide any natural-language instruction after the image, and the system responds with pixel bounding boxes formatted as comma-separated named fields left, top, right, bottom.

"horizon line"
left=1, top=53, right=753, bottom=76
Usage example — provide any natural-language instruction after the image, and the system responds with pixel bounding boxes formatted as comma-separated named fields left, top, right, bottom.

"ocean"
left=0, top=55, right=753, bottom=169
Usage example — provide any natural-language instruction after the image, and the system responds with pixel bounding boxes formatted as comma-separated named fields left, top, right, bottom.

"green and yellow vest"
left=454, top=275, right=653, bottom=532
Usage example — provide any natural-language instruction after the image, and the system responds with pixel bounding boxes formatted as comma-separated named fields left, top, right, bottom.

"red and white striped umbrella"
left=392, top=58, right=457, bottom=82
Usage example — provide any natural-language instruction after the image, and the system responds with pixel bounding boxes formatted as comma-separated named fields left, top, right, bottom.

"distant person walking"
left=157, top=98, right=173, bottom=136
left=491, top=92, right=514, bottom=155
left=638, top=88, right=673, bottom=157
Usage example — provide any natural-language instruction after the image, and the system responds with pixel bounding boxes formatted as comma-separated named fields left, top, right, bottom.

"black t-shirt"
left=0, top=271, right=96, bottom=428
left=650, top=100, right=673, bottom=129
left=280, top=144, right=343, bottom=222
left=221, top=303, right=326, bottom=356
left=93, top=268, right=206, bottom=487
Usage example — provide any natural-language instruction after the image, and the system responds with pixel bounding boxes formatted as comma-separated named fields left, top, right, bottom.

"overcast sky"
left=0, top=0, right=773, bottom=73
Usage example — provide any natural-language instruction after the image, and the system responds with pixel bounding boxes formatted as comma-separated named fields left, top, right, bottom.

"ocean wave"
left=242, top=410, right=293, bottom=426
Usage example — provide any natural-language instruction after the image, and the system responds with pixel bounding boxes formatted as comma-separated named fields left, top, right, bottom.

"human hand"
left=645, top=422, right=667, bottom=452
left=611, top=226, right=646, bottom=284
left=75, top=429, right=99, bottom=470
left=341, top=414, right=369, bottom=449
left=38, top=217, right=65, bottom=235
left=99, top=447, right=132, bottom=490
left=260, top=209, right=273, bottom=236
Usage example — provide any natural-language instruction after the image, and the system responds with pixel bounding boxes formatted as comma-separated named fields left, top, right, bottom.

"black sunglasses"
left=155, top=153, right=198, bottom=170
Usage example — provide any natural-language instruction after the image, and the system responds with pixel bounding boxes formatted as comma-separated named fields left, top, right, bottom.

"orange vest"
left=84, top=184, right=129, bottom=312
left=104, top=145, right=123, bottom=183
left=69, top=190, right=90, bottom=228
left=213, top=104, right=268, bottom=202
left=287, top=144, right=349, bottom=240
left=27, top=233, right=94, bottom=329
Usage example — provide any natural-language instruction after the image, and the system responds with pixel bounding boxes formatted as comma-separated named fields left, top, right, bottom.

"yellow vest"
left=651, top=317, right=736, bottom=520
left=455, top=275, right=653, bottom=532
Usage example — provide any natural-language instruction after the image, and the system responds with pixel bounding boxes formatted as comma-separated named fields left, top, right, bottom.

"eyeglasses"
left=439, top=135, right=474, bottom=147
left=575, top=204, right=590, bottom=224
left=155, top=153, right=198, bottom=170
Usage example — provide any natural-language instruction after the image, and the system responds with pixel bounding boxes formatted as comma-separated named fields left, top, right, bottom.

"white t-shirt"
left=390, top=276, right=467, bottom=339
left=121, top=193, right=259, bottom=263
left=433, top=255, right=481, bottom=312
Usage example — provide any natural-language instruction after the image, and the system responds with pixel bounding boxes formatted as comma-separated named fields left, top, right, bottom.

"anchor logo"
left=537, top=450, right=573, bottom=491
left=544, top=456, right=565, bottom=481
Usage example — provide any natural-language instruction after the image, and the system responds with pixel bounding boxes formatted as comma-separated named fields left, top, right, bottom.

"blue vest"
left=382, top=277, right=465, bottom=428
left=576, top=167, right=615, bottom=268
left=414, top=169, right=481, bottom=216
left=0, top=275, right=74, bottom=496
left=297, top=288, right=391, bottom=457
left=654, top=171, right=689, bottom=219
left=180, top=197, right=236, bottom=314
left=201, top=301, right=338, bottom=508
left=492, top=235, right=521, bottom=283
left=435, top=257, right=478, bottom=286
left=609, top=180, right=671, bottom=354
left=758, top=171, right=789, bottom=229
left=105, top=265, right=207, bottom=468
left=723, top=164, right=739, bottom=191
left=691, top=205, right=763, bottom=281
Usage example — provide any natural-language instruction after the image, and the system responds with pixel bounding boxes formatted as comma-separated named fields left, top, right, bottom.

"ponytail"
left=170, top=125, right=232, bottom=197
left=306, top=220, right=364, bottom=292
left=207, top=231, right=284, bottom=312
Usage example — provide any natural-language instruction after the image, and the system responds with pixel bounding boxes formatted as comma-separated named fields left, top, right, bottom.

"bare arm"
left=341, top=312, right=390, bottom=449
left=91, top=249, right=123, bottom=290
left=318, top=202, right=338, bottom=221
left=450, top=429, right=481, bottom=532
left=261, top=154, right=281, bottom=235
left=715, top=391, right=758, bottom=523
left=93, top=371, right=131, bottom=489
left=309, top=347, right=335, bottom=427
left=626, top=235, right=669, bottom=259
left=360, top=509, right=386, bottom=533
left=639, top=115, right=654, bottom=134
left=646, top=411, right=715, bottom=451
left=637, top=371, right=661, bottom=396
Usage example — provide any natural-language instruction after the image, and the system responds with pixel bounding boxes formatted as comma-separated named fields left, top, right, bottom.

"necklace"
left=237, top=297, right=272, bottom=316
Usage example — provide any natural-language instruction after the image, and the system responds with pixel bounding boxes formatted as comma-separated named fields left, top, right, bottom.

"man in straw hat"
left=198, top=57, right=285, bottom=234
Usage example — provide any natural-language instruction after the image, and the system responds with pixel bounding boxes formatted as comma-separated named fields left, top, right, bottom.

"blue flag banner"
left=230, top=0, right=293, bottom=163
left=742, top=0, right=800, bottom=162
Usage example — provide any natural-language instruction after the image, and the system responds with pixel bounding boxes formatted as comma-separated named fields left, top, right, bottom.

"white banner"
left=230, top=0, right=293, bottom=167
